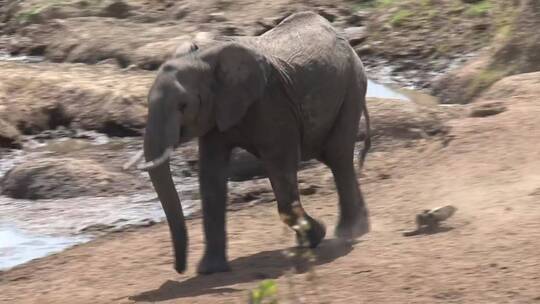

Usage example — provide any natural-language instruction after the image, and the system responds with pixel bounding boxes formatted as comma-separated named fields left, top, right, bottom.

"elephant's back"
left=260, top=11, right=350, bottom=67
left=259, top=11, right=356, bottom=158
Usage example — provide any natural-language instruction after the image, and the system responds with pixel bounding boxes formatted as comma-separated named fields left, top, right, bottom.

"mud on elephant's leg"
left=197, top=134, right=232, bottom=275
left=263, top=154, right=326, bottom=248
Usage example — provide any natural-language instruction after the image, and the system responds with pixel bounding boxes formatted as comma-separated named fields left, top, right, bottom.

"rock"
left=228, top=148, right=266, bottom=182
left=218, top=24, right=240, bottom=36
left=346, top=11, right=370, bottom=26
left=0, top=61, right=153, bottom=136
left=100, top=0, right=131, bottom=19
left=134, top=36, right=188, bottom=70
left=1, top=157, right=145, bottom=199
left=366, top=98, right=449, bottom=143
left=206, top=12, right=227, bottom=23
left=355, top=44, right=373, bottom=56
left=469, top=101, right=507, bottom=117
left=0, top=119, right=22, bottom=149
left=172, top=5, right=189, bottom=20
left=337, top=7, right=354, bottom=16
left=31, top=126, right=76, bottom=140
left=97, top=58, right=119, bottom=65
left=185, top=148, right=316, bottom=182
left=299, top=184, right=318, bottom=196
left=344, top=27, right=368, bottom=46
left=432, top=55, right=492, bottom=104
left=479, top=71, right=540, bottom=100
left=253, top=18, right=277, bottom=35
left=272, top=11, right=293, bottom=25
left=316, top=8, right=337, bottom=22
left=473, top=22, right=490, bottom=31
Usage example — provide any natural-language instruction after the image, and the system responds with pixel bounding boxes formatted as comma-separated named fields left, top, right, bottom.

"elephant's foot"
left=295, top=216, right=326, bottom=248
left=197, top=253, right=231, bottom=275
left=335, top=208, right=370, bottom=240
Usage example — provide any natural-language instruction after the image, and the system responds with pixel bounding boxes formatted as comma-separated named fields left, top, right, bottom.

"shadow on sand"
left=130, top=239, right=356, bottom=302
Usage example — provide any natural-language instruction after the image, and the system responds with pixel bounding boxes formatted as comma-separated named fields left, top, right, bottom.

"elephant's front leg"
left=197, top=133, right=232, bottom=274
left=262, top=152, right=326, bottom=248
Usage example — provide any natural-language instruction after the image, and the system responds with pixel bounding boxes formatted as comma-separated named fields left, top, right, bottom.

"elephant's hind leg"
left=262, top=150, right=326, bottom=248
left=321, top=95, right=370, bottom=240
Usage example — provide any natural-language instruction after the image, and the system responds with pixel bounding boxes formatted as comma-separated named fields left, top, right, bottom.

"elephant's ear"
left=212, top=43, right=269, bottom=132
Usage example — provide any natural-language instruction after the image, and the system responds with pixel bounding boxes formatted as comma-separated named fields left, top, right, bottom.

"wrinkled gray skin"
left=143, top=11, right=371, bottom=275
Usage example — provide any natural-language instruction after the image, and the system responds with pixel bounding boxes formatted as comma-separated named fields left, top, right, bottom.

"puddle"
left=0, top=191, right=200, bottom=271
left=367, top=78, right=440, bottom=107
left=0, top=51, right=44, bottom=63
left=0, top=224, right=88, bottom=270
left=367, top=79, right=409, bottom=100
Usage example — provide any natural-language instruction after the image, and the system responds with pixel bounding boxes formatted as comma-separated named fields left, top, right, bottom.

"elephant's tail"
left=358, top=99, right=371, bottom=171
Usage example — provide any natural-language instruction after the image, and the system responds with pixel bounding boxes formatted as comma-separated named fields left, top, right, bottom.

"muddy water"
left=0, top=133, right=202, bottom=271
left=367, top=79, right=409, bottom=100
left=367, top=79, right=440, bottom=106
left=0, top=51, right=44, bottom=63
left=0, top=225, right=88, bottom=270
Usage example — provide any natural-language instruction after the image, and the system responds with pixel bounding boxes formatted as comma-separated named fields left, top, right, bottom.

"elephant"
left=134, top=11, right=372, bottom=275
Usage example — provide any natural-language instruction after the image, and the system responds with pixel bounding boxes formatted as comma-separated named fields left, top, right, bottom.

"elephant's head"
left=141, top=42, right=271, bottom=273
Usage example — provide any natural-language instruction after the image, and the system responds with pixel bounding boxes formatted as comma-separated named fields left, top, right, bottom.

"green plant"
left=16, top=6, right=45, bottom=23
left=377, top=0, right=397, bottom=7
left=390, top=9, right=413, bottom=26
left=465, top=0, right=492, bottom=17
left=249, top=280, right=278, bottom=304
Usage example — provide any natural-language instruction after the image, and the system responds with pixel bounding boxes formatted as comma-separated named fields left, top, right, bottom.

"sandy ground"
left=1, top=73, right=540, bottom=303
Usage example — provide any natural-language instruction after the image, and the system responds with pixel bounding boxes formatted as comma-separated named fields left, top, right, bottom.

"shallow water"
left=0, top=51, right=44, bottom=63
left=366, top=79, right=440, bottom=106
left=366, top=79, right=409, bottom=100
left=0, top=135, right=200, bottom=271
left=0, top=225, right=88, bottom=270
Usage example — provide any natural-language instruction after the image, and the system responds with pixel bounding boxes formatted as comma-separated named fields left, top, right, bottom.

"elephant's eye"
left=178, top=103, right=187, bottom=112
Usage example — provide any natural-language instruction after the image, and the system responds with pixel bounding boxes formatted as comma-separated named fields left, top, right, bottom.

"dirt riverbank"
left=1, top=72, right=540, bottom=303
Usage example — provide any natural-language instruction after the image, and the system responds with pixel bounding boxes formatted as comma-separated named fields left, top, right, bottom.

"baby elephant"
left=135, top=11, right=371, bottom=274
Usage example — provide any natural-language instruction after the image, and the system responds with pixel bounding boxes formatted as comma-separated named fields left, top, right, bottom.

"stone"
left=0, top=119, right=22, bottom=149
left=355, top=44, right=373, bottom=56
left=317, top=8, right=337, bottom=22
left=100, top=0, right=131, bottom=19
left=173, top=5, right=189, bottom=20
left=346, top=12, right=370, bottom=26
left=1, top=157, right=145, bottom=199
left=344, top=27, right=368, bottom=46
left=469, top=101, right=507, bottom=117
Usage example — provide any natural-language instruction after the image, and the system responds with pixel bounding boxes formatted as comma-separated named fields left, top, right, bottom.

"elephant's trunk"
left=144, top=104, right=187, bottom=273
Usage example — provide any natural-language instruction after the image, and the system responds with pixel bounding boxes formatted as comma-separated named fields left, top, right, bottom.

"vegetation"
left=390, top=9, right=413, bottom=27
left=15, top=6, right=45, bottom=24
left=249, top=280, right=278, bottom=304
left=465, top=0, right=492, bottom=17
left=249, top=202, right=322, bottom=303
